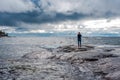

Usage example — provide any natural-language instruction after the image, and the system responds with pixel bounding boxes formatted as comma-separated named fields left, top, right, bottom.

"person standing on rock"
left=77, top=32, right=82, bottom=48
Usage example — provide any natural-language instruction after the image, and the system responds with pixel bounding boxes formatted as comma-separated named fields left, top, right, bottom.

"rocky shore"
left=0, top=45, right=120, bottom=80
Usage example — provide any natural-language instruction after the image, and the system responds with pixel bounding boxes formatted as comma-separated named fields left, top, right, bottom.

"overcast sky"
left=0, top=0, right=120, bottom=34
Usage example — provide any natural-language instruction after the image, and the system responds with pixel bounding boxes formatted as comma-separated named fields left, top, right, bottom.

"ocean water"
left=0, top=36, right=120, bottom=59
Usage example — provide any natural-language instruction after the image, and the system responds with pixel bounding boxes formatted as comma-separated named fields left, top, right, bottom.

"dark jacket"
left=77, top=34, right=82, bottom=41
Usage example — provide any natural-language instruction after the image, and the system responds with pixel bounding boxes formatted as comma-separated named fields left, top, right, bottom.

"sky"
left=0, top=0, right=120, bottom=36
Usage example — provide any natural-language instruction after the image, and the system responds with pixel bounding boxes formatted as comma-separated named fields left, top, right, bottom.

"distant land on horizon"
left=0, top=30, right=8, bottom=37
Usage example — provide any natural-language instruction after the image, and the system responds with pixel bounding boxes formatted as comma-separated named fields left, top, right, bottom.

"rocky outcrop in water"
left=0, top=30, right=8, bottom=37
left=0, top=45, right=120, bottom=80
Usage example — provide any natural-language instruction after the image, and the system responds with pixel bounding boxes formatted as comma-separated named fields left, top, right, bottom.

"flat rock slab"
left=57, top=45, right=94, bottom=52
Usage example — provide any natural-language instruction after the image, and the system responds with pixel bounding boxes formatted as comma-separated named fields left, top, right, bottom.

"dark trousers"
left=78, top=40, right=81, bottom=47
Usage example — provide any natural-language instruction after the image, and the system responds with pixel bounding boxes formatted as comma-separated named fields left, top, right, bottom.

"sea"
left=0, top=33, right=120, bottom=59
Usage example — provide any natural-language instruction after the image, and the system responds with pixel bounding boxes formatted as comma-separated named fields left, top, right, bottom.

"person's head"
left=78, top=32, right=80, bottom=34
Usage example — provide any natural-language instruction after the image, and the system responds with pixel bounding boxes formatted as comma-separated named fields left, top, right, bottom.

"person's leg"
left=80, top=40, right=81, bottom=47
left=78, top=40, right=80, bottom=48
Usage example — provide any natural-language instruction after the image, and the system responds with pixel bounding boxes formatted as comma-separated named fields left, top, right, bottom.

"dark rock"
left=83, top=58, right=98, bottom=62
left=85, top=45, right=95, bottom=49
left=94, top=53, right=118, bottom=59
left=94, top=71, right=108, bottom=76
left=0, top=71, right=4, bottom=74
left=103, top=49, right=115, bottom=52
left=57, top=45, right=94, bottom=52
left=75, top=48, right=88, bottom=51
left=0, top=30, right=8, bottom=37
left=8, top=69, right=16, bottom=74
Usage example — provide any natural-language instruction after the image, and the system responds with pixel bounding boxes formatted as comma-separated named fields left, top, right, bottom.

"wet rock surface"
left=57, top=45, right=94, bottom=52
left=0, top=45, right=120, bottom=80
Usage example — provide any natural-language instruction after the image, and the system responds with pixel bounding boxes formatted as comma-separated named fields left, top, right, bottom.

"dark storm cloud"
left=0, top=0, right=120, bottom=26
left=0, top=12, right=87, bottom=26
left=0, top=12, right=40, bottom=26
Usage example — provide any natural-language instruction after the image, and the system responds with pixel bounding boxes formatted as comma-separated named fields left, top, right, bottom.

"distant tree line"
left=0, top=30, right=8, bottom=37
